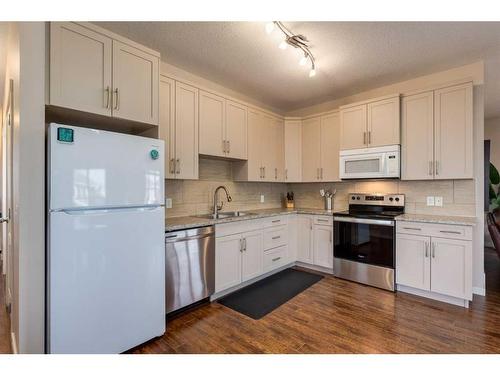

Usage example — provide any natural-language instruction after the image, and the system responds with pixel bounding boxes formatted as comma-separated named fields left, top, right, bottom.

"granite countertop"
left=165, top=207, right=338, bottom=232
left=395, top=213, right=477, bottom=226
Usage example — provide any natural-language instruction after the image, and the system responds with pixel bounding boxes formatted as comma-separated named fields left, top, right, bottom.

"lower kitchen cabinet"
left=241, top=231, right=264, bottom=282
left=297, top=215, right=313, bottom=263
left=396, top=221, right=472, bottom=304
left=313, top=224, right=333, bottom=269
left=215, top=234, right=242, bottom=292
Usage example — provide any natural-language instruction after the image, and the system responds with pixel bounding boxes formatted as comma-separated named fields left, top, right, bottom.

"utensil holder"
left=325, top=196, right=333, bottom=211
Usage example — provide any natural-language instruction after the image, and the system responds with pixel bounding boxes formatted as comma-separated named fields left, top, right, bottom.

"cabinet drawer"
left=263, top=226, right=288, bottom=250
left=396, top=221, right=472, bottom=241
left=262, top=215, right=288, bottom=228
left=263, top=245, right=288, bottom=272
left=314, top=216, right=333, bottom=226
left=216, top=219, right=262, bottom=237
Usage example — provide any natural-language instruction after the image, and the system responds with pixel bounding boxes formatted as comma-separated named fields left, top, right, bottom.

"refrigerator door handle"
left=56, top=205, right=163, bottom=215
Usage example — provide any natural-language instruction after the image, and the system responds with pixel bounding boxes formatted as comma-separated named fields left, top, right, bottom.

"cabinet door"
left=241, top=231, right=264, bottom=282
left=284, top=120, right=302, bottom=182
left=225, top=100, right=248, bottom=160
left=287, top=215, right=298, bottom=262
left=301, top=117, right=321, bottom=182
left=273, top=118, right=285, bottom=182
left=396, top=234, right=431, bottom=291
left=50, top=22, right=112, bottom=116
left=367, top=97, right=400, bottom=147
left=175, top=82, right=199, bottom=180
left=430, top=237, right=472, bottom=299
left=401, top=91, right=434, bottom=180
left=340, top=105, right=367, bottom=150
left=199, top=91, right=225, bottom=158
left=215, top=234, right=242, bottom=293
left=159, top=76, right=176, bottom=179
left=297, top=216, right=313, bottom=264
left=320, top=112, right=340, bottom=181
left=434, top=83, right=473, bottom=179
left=261, top=114, right=276, bottom=182
left=246, top=110, right=264, bottom=181
left=112, top=40, right=159, bottom=125
left=313, top=225, right=333, bottom=269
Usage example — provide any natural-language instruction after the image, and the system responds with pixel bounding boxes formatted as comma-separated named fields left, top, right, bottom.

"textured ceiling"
left=96, top=22, right=500, bottom=118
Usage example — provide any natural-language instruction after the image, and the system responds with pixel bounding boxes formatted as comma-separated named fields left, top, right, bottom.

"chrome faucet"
left=213, top=186, right=232, bottom=218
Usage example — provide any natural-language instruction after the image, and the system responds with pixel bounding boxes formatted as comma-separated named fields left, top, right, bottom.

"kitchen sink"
left=194, top=211, right=256, bottom=220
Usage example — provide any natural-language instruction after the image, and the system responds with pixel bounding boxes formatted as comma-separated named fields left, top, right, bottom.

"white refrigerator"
left=47, top=124, right=166, bottom=353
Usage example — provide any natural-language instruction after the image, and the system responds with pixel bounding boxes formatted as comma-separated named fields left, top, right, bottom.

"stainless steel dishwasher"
left=165, top=226, right=215, bottom=314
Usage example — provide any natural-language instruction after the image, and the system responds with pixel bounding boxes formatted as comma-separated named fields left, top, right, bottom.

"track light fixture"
left=265, top=21, right=316, bottom=78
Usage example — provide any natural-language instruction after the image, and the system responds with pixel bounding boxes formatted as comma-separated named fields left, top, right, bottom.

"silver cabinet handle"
left=239, top=238, right=243, bottom=253
left=272, top=236, right=281, bottom=240
left=227, top=140, right=230, bottom=154
left=272, top=257, right=281, bottom=262
left=263, top=167, right=266, bottom=179
left=403, top=227, right=421, bottom=231
left=363, top=131, right=367, bottom=145
left=113, top=88, right=119, bottom=110
left=243, top=238, right=247, bottom=251
left=176, top=159, right=180, bottom=174
left=368, top=131, right=371, bottom=144
left=320, top=167, right=323, bottom=179
left=439, top=230, right=461, bottom=235
left=432, top=242, right=436, bottom=258
left=429, top=161, right=433, bottom=176
left=222, top=140, right=226, bottom=153
left=169, top=158, right=174, bottom=174
left=285, top=169, right=288, bottom=180
left=317, top=168, right=320, bottom=179
left=330, top=231, right=332, bottom=243
left=105, top=86, right=110, bottom=109
left=425, top=242, right=429, bottom=258
left=435, top=161, right=439, bottom=175
left=317, top=219, right=329, bottom=223
left=271, top=219, right=281, bottom=223
left=275, top=168, right=277, bottom=180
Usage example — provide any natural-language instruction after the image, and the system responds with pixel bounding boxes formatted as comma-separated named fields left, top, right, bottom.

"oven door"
left=333, top=217, right=395, bottom=268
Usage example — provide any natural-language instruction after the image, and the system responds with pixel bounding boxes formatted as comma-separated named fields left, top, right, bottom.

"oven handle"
left=333, top=216, right=394, bottom=226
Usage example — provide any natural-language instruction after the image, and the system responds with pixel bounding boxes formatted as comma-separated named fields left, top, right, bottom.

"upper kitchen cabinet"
left=284, top=119, right=302, bottom=182
left=50, top=22, right=112, bottom=117
left=340, top=95, right=400, bottom=150
left=233, top=109, right=284, bottom=182
left=111, top=41, right=159, bottom=125
left=402, top=82, right=473, bottom=180
left=50, top=22, right=160, bottom=125
left=159, top=75, right=199, bottom=180
left=301, top=112, right=340, bottom=182
left=199, top=91, right=248, bottom=160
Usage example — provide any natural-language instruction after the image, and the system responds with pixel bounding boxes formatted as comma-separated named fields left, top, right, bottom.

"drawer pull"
left=272, top=236, right=281, bottom=240
left=272, top=257, right=281, bottom=262
left=271, top=219, right=281, bottom=223
left=403, top=227, right=421, bottom=231
left=439, top=230, right=461, bottom=235
left=317, top=219, right=329, bottom=223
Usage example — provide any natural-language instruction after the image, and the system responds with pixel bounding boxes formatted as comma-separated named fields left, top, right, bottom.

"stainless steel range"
left=333, top=193, right=405, bottom=291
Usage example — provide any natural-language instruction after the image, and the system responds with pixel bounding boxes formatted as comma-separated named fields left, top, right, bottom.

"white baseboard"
left=397, top=284, right=470, bottom=308
left=10, top=331, right=17, bottom=354
left=473, top=287, right=486, bottom=296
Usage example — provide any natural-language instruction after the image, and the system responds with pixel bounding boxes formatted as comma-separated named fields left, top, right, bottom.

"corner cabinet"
left=340, top=95, right=400, bottom=150
left=301, top=112, right=340, bottom=182
left=159, top=76, right=199, bottom=180
left=402, top=82, right=473, bottom=180
left=50, top=22, right=159, bottom=125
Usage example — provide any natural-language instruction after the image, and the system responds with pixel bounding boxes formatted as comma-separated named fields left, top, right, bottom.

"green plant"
left=489, top=162, right=500, bottom=211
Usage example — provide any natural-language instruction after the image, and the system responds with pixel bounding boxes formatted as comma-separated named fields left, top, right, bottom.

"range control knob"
left=356, top=196, right=361, bottom=200
left=395, top=197, right=400, bottom=202
left=352, top=196, right=356, bottom=200
left=389, top=197, right=394, bottom=201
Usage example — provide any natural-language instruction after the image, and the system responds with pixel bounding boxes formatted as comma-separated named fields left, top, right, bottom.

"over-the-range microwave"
left=339, top=145, right=400, bottom=179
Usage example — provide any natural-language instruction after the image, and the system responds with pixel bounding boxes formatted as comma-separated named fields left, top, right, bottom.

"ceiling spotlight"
left=265, top=22, right=275, bottom=34
left=265, top=21, right=317, bottom=77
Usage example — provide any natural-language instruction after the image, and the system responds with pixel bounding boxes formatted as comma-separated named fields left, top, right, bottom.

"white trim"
left=473, top=287, right=486, bottom=296
left=397, top=284, right=470, bottom=308
left=10, top=332, right=17, bottom=354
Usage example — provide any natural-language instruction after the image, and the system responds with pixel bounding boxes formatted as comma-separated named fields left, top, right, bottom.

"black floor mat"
left=217, top=268, right=323, bottom=319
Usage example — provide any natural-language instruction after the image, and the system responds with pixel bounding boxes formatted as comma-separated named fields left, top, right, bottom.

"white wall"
left=485, top=116, right=500, bottom=170
left=2, top=21, right=45, bottom=354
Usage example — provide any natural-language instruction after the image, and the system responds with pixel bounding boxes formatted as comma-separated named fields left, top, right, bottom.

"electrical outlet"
left=426, top=196, right=435, bottom=206
left=260, top=195, right=265, bottom=203
left=435, top=196, right=443, bottom=207
left=165, top=198, right=172, bottom=208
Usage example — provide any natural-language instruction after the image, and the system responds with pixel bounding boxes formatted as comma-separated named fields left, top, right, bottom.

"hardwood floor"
left=0, top=263, right=12, bottom=354
left=1, top=249, right=499, bottom=354
left=131, top=248, right=500, bottom=354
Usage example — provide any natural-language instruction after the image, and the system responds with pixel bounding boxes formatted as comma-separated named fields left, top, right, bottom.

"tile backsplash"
left=166, top=159, right=476, bottom=218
